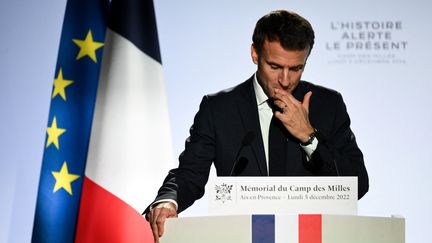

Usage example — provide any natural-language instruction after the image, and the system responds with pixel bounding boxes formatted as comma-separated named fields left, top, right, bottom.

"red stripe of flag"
left=75, top=177, right=153, bottom=243
left=299, top=214, right=322, bottom=243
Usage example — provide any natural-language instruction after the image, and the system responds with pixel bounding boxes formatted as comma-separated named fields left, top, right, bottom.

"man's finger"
left=302, top=91, right=312, bottom=112
left=150, top=209, right=160, bottom=242
left=273, top=100, right=287, bottom=111
left=274, top=88, right=301, bottom=106
left=156, top=210, right=167, bottom=237
left=149, top=205, right=177, bottom=242
left=152, top=222, right=160, bottom=243
left=273, top=88, right=289, bottom=102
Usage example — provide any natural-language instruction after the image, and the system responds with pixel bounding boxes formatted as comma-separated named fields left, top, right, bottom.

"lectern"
left=160, top=177, right=404, bottom=242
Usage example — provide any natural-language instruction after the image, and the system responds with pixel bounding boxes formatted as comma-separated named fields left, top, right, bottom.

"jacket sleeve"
left=309, top=92, right=369, bottom=199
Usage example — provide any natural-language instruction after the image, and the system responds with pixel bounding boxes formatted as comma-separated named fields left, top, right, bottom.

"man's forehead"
left=261, top=42, right=309, bottom=63
left=263, top=39, right=310, bottom=54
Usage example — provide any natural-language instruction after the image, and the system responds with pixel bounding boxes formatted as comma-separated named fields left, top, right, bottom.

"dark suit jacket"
left=146, top=76, right=368, bottom=213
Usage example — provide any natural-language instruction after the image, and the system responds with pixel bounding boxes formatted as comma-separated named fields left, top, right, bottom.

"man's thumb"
left=303, top=91, right=312, bottom=111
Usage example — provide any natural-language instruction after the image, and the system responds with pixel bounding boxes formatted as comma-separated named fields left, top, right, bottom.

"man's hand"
left=146, top=202, right=178, bottom=243
left=273, top=88, right=314, bottom=143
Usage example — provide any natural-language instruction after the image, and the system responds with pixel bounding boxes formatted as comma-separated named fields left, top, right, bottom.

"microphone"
left=229, top=131, right=255, bottom=176
left=333, top=158, right=340, bottom=176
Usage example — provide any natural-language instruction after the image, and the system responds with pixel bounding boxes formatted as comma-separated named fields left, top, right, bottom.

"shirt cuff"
left=150, top=199, right=178, bottom=211
left=300, top=138, right=319, bottom=161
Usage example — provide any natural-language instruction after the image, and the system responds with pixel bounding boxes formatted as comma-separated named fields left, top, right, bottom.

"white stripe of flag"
left=86, top=28, right=172, bottom=214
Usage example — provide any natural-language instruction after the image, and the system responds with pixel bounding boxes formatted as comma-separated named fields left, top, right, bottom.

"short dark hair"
left=252, top=10, right=315, bottom=55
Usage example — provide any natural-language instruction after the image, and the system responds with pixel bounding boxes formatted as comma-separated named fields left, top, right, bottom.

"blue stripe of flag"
left=108, top=0, right=162, bottom=64
left=32, top=0, right=109, bottom=242
left=252, top=215, right=275, bottom=243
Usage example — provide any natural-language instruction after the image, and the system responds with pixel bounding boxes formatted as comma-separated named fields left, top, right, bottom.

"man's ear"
left=251, top=43, right=259, bottom=64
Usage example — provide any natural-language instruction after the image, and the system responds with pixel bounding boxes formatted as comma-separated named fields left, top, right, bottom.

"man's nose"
left=278, top=69, right=290, bottom=87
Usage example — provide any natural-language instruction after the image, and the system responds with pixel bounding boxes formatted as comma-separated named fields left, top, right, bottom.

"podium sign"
left=207, top=176, right=357, bottom=215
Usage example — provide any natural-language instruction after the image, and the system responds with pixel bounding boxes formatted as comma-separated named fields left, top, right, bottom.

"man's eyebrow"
left=291, top=64, right=305, bottom=69
left=266, top=61, right=282, bottom=67
left=266, top=61, right=304, bottom=69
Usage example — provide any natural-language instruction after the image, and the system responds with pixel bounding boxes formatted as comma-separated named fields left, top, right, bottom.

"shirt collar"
left=253, top=73, right=269, bottom=106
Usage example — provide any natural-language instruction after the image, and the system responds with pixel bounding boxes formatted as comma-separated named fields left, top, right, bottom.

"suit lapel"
left=235, top=77, right=268, bottom=175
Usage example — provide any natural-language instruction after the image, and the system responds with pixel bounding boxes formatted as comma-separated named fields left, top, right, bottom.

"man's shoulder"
left=194, top=77, right=254, bottom=120
left=206, top=77, right=253, bottom=101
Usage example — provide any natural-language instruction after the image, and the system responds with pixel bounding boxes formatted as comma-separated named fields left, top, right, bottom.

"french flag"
left=75, top=0, right=172, bottom=242
left=253, top=215, right=322, bottom=243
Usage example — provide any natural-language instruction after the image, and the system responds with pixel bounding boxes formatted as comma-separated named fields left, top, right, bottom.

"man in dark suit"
left=146, top=10, right=368, bottom=242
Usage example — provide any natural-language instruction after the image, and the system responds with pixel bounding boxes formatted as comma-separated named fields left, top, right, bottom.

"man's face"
left=251, top=40, right=310, bottom=99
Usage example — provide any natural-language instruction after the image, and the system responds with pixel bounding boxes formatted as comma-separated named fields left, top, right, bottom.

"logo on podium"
left=214, top=183, right=233, bottom=203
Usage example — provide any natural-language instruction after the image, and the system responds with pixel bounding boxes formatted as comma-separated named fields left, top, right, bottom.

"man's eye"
left=290, top=66, right=304, bottom=72
left=270, top=65, right=280, bottom=69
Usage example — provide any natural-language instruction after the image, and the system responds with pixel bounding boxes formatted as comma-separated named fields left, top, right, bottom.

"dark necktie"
left=268, top=102, right=287, bottom=176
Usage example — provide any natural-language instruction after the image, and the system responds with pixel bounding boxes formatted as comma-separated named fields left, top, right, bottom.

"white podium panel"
left=162, top=215, right=251, bottom=243
left=161, top=215, right=404, bottom=243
